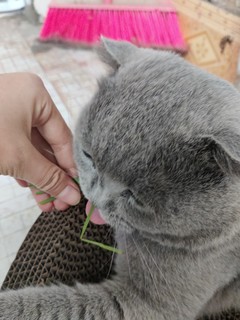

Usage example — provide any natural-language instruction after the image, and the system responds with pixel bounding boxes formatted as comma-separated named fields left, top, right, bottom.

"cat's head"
left=74, top=38, right=240, bottom=242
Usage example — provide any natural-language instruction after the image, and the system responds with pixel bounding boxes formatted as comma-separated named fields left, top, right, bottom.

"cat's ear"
left=97, top=37, right=137, bottom=70
left=205, top=130, right=240, bottom=175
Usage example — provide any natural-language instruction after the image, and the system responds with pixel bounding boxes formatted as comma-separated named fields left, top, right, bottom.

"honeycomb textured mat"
left=1, top=196, right=114, bottom=290
left=202, top=313, right=240, bottom=320
left=1, top=196, right=239, bottom=319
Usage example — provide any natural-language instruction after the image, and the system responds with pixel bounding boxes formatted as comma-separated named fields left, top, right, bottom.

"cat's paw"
left=0, top=291, right=21, bottom=320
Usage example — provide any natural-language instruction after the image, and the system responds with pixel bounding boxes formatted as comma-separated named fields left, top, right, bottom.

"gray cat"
left=1, top=38, right=240, bottom=320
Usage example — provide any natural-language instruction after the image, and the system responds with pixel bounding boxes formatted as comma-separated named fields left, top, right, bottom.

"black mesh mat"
left=1, top=196, right=114, bottom=289
left=1, top=195, right=239, bottom=319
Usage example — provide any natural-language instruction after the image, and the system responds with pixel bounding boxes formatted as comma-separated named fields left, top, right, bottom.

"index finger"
left=33, top=91, right=77, bottom=177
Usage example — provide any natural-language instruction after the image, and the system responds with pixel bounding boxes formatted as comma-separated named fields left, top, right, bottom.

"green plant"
left=30, top=178, right=123, bottom=254
left=31, top=177, right=80, bottom=205
left=80, top=204, right=123, bottom=254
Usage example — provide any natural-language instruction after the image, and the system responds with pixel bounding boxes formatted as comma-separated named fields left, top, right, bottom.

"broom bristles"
left=40, top=7, right=186, bottom=51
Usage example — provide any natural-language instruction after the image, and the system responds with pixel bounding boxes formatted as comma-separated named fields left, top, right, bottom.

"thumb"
left=22, top=144, right=81, bottom=206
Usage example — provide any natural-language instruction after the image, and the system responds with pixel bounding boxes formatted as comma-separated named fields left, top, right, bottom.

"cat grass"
left=29, top=179, right=122, bottom=254
left=80, top=204, right=123, bottom=254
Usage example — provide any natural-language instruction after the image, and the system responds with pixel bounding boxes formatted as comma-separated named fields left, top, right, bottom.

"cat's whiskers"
left=109, top=212, right=126, bottom=232
left=153, top=209, right=158, bottom=226
left=106, top=246, right=117, bottom=279
left=105, top=214, right=124, bottom=280
left=113, top=211, right=134, bottom=233
left=130, top=234, right=147, bottom=301
left=116, top=214, right=124, bottom=232
left=131, top=234, right=162, bottom=303
left=143, top=241, right=182, bottom=316
left=124, top=234, right=132, bottom=282
left=102, top=216, right=114, bottom=242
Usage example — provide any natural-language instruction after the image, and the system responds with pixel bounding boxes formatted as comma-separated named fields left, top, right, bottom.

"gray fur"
left=1, top=38, right=240, bottom=319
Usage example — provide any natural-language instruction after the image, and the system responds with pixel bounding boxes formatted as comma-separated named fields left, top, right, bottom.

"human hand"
left=0, top=73, right=81, bottom=212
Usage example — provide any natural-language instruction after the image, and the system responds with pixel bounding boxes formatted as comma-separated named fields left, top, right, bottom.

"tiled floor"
left=0, top=12, right=106, bottom=286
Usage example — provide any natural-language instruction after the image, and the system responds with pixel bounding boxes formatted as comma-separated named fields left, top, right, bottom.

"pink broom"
left=40, top=0, right=187, bottom=52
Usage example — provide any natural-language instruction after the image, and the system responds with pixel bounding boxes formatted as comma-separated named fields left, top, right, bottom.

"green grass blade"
left=34, top=176, right=79, bottom=204
left=80, top=204, right=95, bottom=239
left=39, top=196, right=56, bottom=205
left=36, top=191, right=45, bottom=195
left=80, top=203, right=123, bottom=254
left=81, top=238, right=123, bottom=254
left=32, top=177, right=122, bottom=254
left=72, top=177, right=79, bottom=185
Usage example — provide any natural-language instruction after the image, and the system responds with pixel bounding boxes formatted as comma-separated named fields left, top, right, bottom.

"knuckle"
left=36, top=167, right=66, bottom=196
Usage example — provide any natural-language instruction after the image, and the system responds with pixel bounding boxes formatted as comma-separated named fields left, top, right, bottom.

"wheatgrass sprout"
left=29, top=178, right=122, bottom=254
left=80, top=204, right=123, bottom=254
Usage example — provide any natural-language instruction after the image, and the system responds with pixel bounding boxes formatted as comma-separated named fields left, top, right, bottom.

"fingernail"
left=68, top=168, right=79, bottom=178
left=58, top=186, right=81, bottom=205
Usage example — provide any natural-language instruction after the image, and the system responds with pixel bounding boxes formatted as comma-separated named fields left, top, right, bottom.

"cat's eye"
left=121, top=189, right=133, bottom=198
left=82, top=150, right=92, bottom=160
